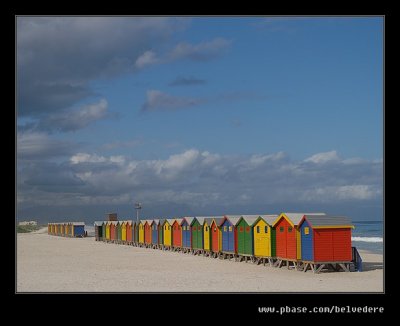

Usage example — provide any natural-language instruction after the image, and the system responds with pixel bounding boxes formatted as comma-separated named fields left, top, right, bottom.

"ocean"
left=352, top=220, right=383, bottom=254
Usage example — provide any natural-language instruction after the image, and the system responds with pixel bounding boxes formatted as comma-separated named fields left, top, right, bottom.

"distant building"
left=18, top=221, right=37, bottom=226
left=107, top=213, right=118, bottom=221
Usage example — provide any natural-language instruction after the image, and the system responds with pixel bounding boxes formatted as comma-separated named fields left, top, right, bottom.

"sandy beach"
left=17, top=228, right=383, bottom=292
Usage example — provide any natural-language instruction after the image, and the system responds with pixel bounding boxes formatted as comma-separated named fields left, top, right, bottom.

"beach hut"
left=94, top=221, right=103, bottom=241
left=106, top=221, right=111, bottom=241
left=102, top=222, right=106, bottom=241
left=203, top=217, right=213, bottom=252
left=126, top=221, right=133, bottom=244
left=138, top=220, right=145, bottom=245
left=299, top=215, right=353, bottom=262
left=163, top=219, right=172, bottom=247
left=191, top=217, right=206, bottom=251
left=116, top=221, right=122, bottom=243
left=110, top=221, right=117, bottom=242
left=121, top=221, right=127, bottom=243
left=71, top=222, right=85, bottom=237
left=172, top=218, right=183, bottom=249
left=144, top=220, right=152, bottom=245
left=273, top=213, right=325, bottom=260
left=151, top=220, right=159, bottom=246
left=203, top=218, right=212, bottom=252
left=135, top=221, right=140, bottom=244
left=253, top=215, right=279, bottom=258
left=132, top=221, right=137, bottom=244
left=210, top=217, right=224, bottom=253
left=65, top=223, right=70, bottom=237
left=60, top=223, right=65, bottom=236
left=54, top=223, right=59, bottom=236
left=220, top=216, right=241, bottom=254
left=236, top=216, right=260, bottom=256
left=181, top=217, right=194, bottom=249
left=158, top=219, right=165, bottom=246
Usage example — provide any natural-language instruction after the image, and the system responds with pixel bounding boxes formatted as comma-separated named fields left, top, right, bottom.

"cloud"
left=169, top=76, right=206, bottom=86
left=141, top=90, right=203, bottom=112
left=300, top=185, right=382, bottom=202
left=169, top=37, right=232, bottom=61
left=70, top=153, right=125, bottom=165
left=304, top=150, right=339, bottom=164
left=17, top=17, right=185, bottom=117
left=140, top=88, right=267, bottom=113
left=17, top=130, right=78, bottom=160
left=134, top=50, right=159, bottom=68
left=17, top=149, right=382, bottom=217
left=134, top=37, right=231, bottom=69
left=31, top=99, right=109, bottom=132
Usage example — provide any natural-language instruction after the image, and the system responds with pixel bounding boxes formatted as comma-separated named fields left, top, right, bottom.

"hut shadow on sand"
left=362, top=261, right=383, bottom=272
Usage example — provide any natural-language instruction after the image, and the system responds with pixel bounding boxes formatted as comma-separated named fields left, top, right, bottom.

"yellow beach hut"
left=253, top=215, right=279, bottom=258
left=163, top=219, right=173, bottom=247
left=121, top=221, right=127, bottom=243
left=106, top=221, right=111, bottom=241
left=138, top=220, right=145, bottom=245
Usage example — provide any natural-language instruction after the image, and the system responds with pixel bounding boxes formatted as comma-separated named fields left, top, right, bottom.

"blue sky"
left=17, top=17, right=383, bottom=223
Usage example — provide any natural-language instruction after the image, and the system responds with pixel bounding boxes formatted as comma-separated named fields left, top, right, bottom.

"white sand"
left=17, top=228, right=383, bottom=292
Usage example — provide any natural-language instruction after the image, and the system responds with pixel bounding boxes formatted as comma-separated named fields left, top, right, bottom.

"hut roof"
left=273, top=212, right=326, bottom=227
left=237, top=215, right=261, bottom=226
left=181, top=217, right=195, bottom=225
left=301, top=215, right=354, bottom=228
left=253, top=215, right=280, bottom=226
left=172, top=218, right=183, bottom=225
left=220, top=216, right=241, bottom=226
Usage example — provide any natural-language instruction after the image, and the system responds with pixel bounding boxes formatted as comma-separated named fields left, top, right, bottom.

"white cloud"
left=17, top=130, right=76, bottom=159
left=25, top=98, right=109, bottom=133
left=300, top=185, right=382, bottom=202
left=133, top=37, right=232, bottom=70
left=141, top=90, right=203, bottom=112
left=304, top=150, right=339, bottom=163
left=70, top=153, right=107, bottom=164
left=134, top=50, right=159, bottom=68
left=18, top=149, right=383, bottom=217
left=335, top=185, right=381, bottom=200
left=249, top=152, right=286, bottom=166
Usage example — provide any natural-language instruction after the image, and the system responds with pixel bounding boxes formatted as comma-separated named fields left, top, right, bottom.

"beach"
left=17, top=228, right=383, bottom=292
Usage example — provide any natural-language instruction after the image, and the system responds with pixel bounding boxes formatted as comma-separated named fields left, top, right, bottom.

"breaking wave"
left=352, top=236, right=383, bottom=243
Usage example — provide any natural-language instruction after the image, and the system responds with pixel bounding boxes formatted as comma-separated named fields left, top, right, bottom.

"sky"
left=16, top=16, right=383, bottom=224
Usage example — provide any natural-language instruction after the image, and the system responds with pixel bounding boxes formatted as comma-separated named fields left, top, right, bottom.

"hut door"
left=212, top=225, right=218, bottom=252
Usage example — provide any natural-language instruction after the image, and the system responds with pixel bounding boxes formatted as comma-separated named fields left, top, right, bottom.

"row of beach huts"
left=48, top=222, right=85, bottom=238
left=81, top=213, right=362, bottom=273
